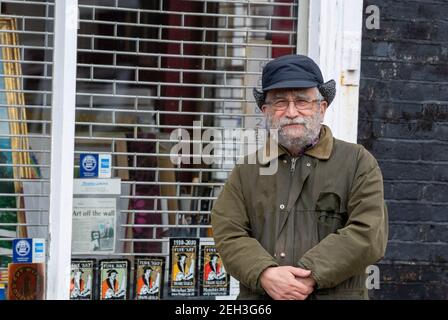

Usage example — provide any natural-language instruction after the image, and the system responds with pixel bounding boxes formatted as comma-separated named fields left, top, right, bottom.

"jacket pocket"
left=315, top=192, right=347, bottom=240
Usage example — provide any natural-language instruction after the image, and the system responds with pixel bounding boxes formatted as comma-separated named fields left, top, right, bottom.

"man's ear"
left=261, top=104, right=269, bottom=114
left=319, top=101, right=328, bottom=118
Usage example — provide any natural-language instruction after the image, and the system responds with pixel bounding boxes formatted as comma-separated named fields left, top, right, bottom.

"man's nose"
left=285, top=101, right=300, bottom=118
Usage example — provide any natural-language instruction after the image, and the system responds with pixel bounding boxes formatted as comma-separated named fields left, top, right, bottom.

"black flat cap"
left=262, top=54, right=324, bottom=91
left=253, top=54, right=336, bottom=109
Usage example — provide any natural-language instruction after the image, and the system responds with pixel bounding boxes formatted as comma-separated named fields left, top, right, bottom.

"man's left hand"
left=295, top=275, right=316, bottom=289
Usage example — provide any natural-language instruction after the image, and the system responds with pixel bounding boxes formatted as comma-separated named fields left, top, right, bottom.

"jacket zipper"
left=280, top=157, right=297, bottom=260
left=290, top=157, right=297, bottom=174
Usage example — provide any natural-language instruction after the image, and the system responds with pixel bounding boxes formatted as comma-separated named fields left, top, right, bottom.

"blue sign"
left=80, top=153, right=111, bottom=178
left=12, top=238, right=45, bottom=263
left=100, top=157, right=110, bottom=168
left=80, top=153, right=99, bottom=178
left=12, top=238, right=32, bottom=263
left=35, top=243, right=44, bottom=253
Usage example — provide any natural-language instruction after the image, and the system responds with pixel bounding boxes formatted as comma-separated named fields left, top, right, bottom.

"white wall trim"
left=47, top=0, right=78, bottom=300
left=308, top=0, right=364, bottom=143
left=297, top=0, right=309, bottom=55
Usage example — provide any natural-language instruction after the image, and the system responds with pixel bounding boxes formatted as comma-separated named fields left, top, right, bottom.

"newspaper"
left=71, top=197, right=117, bottom=254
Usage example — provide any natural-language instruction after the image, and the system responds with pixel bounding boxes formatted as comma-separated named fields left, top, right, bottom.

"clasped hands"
left=260, top=266, right=316, bottom=300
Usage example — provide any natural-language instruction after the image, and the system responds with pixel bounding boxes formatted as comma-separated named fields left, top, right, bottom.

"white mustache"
left=279, top=119, right=307, bottom=128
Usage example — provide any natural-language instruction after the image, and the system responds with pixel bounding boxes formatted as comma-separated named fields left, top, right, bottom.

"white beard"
left=266, top=111, right=323, bottom=156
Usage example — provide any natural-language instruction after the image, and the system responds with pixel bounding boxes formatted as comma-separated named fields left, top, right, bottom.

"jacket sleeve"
left=211, top=165, right=279, bottom=293
left=298, top=147, right=389, bottom=289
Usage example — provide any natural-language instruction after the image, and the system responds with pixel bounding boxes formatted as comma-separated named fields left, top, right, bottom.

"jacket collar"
left=258, top=124, right=333, bottom=165
left=305, top=124, right=333, bottom=160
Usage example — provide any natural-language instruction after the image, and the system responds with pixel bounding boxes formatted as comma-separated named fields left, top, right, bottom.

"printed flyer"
left=99, top=259, right=129, bottom=300
left=134, top=257, right=165, bottom=300
left=200, top=245, right=229, bottom=296
left=168, top=238, right=199, bottom=297
left=70, top=259, right=95, bottom=300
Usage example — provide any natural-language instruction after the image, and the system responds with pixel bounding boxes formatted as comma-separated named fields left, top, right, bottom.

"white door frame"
left=46, top=0, right=78, bottom=300
left=300, top=0, right=364, bottom=143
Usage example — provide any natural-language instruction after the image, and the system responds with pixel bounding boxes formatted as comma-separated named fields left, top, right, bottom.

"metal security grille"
left=74, top=0, right=298, bottom=297
left=0, top=0, right=54, bottom=271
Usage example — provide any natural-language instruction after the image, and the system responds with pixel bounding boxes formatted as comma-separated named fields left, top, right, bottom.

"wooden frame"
left=0, top=18, right=34, bottom=181
left=0, top=18, right=34, bottom=250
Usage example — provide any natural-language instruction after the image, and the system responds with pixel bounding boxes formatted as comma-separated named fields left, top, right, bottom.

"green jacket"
left=211, top=125, right=388, bottom=299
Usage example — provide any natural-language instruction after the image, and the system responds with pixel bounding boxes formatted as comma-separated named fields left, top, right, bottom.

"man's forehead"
left=267, top=87, right=318, bottom=97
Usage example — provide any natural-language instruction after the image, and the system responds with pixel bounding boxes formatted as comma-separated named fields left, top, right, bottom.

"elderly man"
left=211, top=54, right=388, bottom=300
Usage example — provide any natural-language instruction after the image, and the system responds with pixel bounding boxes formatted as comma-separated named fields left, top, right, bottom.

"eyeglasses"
left=265, top=98, right=321, bottom=111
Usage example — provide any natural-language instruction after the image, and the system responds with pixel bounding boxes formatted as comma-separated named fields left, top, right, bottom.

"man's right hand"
left=259, top=266, right=315, bottom=300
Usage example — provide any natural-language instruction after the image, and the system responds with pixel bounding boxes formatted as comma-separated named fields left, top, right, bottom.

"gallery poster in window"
left=134, top=257, right=165, bottom=300
left=70, top=259, right=95, bottom=300
left=98, top=259, right=129, bottom=300
left=168, top=238, right=199, bottom=297
left=200, top=245, right=230, bottom=296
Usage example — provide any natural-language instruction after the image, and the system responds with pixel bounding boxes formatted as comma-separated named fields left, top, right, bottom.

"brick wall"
left=358, top=0, right=448, bottom=299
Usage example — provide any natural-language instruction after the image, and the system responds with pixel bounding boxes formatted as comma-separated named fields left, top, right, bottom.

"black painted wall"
left=358, top=0, right=448, bottom=299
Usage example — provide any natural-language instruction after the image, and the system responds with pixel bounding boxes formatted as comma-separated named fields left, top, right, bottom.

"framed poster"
left=168, top=238, right=199, bottom=297
left=70, top=259, right=95, bottom=300
left=134, top=257, right=165, bottom=300
left=99, top=259, right=129, bottom=300
left=0, top=18, right=36, bottom=267
left=200, top=245, right=230, bottom=296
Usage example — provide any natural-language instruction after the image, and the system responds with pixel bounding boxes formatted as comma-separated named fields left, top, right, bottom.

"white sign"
left=32, top=238, right=46, bottom=263
left=98, top=154, right=112, bottom=178
left=73, top=178, right=121, bottom=195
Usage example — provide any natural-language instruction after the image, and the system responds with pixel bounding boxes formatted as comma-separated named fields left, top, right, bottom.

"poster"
left=99, top=259, right=129, bottom=300
left=0, top=60, right=15, bottom=265
left=200, top=245, right=229, bottom=296
left=0, top=18, right=39, bottom=267
left=178, top=180, right=220, bottom=238
left=72, top=197, right=116, bottom=254
left=168, top=238, right=199, bottom=297
left=134, top=257, right=165, bottom=300
left=70, top=259, right=95, bottom=300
